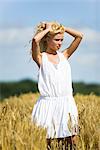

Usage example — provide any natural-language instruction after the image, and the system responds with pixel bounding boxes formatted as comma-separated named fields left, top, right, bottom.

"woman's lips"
left=57, top=45, right=61, bottom=49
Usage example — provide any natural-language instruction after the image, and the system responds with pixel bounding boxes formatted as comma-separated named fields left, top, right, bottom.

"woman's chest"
left=43, top=60, right=71, bottom=77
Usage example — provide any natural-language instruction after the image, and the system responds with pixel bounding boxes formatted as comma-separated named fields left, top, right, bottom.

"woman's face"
left=47, top=33, right=64, bottom=51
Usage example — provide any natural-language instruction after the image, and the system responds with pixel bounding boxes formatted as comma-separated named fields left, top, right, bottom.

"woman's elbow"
left=79, top=32, right=84, bottom=39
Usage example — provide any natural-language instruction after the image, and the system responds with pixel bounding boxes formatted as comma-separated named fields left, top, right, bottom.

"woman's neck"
left=46, top=48, right=57, bottom=55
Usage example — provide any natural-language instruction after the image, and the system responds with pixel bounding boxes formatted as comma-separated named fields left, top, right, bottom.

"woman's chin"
left=56, top=47, right=60, bottom=50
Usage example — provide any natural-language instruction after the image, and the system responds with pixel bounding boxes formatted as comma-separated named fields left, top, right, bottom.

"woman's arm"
left=31, top=23, right=51, bottom=67
left=63, top=27, right=83, bottom=59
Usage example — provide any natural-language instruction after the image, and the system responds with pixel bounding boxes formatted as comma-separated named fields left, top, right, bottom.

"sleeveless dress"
left=31, top=51, right=79, bottom=139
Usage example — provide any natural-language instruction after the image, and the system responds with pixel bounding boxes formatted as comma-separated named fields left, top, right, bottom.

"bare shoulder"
left=62, top=50, right=69, bottom=59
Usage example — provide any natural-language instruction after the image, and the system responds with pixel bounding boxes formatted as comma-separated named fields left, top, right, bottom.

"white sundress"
left=31, top=51, right=79, bottom=139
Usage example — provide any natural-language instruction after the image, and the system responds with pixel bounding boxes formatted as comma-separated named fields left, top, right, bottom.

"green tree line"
left=0, top=79, right=100, bottom=100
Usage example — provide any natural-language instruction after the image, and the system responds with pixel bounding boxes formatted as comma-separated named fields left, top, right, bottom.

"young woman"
left=31, top=21, right=83, bottom=149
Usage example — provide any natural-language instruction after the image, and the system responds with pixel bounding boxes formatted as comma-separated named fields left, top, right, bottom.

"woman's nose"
left=58, top=40, right=62, bottom=45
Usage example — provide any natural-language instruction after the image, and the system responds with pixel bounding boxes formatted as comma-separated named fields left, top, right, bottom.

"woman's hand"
left=46, top=22, right=52, bottom=31
left=41, top=22, right=52, bottom=31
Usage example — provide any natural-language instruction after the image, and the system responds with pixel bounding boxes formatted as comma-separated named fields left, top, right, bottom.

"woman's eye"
left=55, top=39, right=63, bottom=41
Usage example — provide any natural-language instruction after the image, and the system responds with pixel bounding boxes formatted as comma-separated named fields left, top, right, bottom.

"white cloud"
left=0, top=27, right=34, bottom=48
left=76, top=54, right=99, bottom=67
left=0, top=26, right=100, bottom=83
left=0, top=26, right=100, bottom=48
left=80, top=27, right=100, bottom=44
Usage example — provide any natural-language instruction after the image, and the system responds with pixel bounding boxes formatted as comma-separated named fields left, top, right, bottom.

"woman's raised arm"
left=63, top=27, right=83, bottom=59
left=31, top=23, right=51, bottom=67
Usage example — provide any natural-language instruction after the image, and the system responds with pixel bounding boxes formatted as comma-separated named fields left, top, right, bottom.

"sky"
left=0, top=0, right=100, bottom=83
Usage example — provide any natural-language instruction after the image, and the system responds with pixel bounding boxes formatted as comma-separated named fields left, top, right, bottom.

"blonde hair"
left=34, top=21, right=65, bottom=52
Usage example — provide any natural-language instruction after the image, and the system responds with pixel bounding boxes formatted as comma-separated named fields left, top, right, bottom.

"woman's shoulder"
left=58, top=51, right=68, bottom=60
left=41, top=52, right=47, bottom=62
left=41, top=52, right=46, bottom=55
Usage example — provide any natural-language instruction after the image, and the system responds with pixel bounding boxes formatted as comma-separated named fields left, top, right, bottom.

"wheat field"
left=0, top=92, right=100, bottom=150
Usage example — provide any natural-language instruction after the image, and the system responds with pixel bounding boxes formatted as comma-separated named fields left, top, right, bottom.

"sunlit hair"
left=34, top=21, right=65, bottom=52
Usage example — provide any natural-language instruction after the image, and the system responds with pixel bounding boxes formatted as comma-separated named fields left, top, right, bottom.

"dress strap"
left=57, top=51, right=67, bottom=61
left=42, top=51, right=67, bottom=64
left=41, top=52, right=48, bottom=67
left=42, top=52, right=47, bottom=60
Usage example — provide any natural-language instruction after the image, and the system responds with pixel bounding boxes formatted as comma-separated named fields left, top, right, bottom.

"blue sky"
left=0, top=0, right=100, bottom=83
